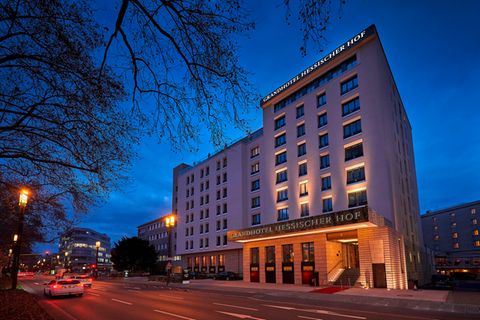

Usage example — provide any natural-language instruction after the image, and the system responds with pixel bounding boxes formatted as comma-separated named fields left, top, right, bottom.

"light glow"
left=19, top=189, right=29, bottom=207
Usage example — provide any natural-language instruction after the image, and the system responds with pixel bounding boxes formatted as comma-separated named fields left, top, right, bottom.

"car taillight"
left=78, top=284, right=83, bottom=287
left=52, top=285, right=58, bottom=289
left=89, top=278, right=93, bottom=282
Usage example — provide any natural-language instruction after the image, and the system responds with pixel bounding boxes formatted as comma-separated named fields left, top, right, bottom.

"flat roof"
left=422, top=199, right=480, bottom=217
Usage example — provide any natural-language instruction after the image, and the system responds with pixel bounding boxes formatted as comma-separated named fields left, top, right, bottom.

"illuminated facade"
left=175, top=25, right=423, bottom=288
left=137, top=216, right=180, bottom=262
left=59, top=227, right=111, bottom=273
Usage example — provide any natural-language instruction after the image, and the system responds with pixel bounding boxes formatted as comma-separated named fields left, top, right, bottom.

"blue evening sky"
left=37, top=0, right=480, bottom=252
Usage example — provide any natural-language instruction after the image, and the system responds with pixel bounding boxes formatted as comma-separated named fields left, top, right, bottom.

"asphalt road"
left=20, top=276, right=476, bottom=320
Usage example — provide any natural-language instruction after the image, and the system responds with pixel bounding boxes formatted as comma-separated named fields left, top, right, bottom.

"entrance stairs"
left=333, top=268, right=360, bottom=287
left=328, top=268, right=345, bottom=283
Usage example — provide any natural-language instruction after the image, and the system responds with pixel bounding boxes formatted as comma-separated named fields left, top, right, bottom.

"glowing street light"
left=11, top=188, right=30, bottom=289
left=95, top=241, right=101, bottom=278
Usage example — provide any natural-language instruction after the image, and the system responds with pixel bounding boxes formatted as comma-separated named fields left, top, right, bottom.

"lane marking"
left=298, top=316, right=323, bottom=320
left=213, top=302, right=258, bottom=311
left=216, top=311, right=265, bottom=319
left=88, top=292, right=100, bottom=296
left=263, top=305, right=365, bottom=320
left=153, top=309, right=196, bottom=320
left=111, top=298, right=132, bottom=305
left=34, top=282, right=40, bottom=285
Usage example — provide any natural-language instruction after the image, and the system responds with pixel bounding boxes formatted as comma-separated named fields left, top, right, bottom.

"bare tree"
left=0, top=0, right=136, bottom=215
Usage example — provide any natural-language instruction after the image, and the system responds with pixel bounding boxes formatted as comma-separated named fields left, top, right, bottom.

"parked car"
left=66, top=274, right=93, bottom=288
left=430, top=274, right=453, bottom=290
left=213, top=271, right=240, bottom=281
left=44, top=279, right=84, bottom=297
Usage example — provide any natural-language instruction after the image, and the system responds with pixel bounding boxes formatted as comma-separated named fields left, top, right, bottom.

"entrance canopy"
left=228, top=206, right=388, bottom=243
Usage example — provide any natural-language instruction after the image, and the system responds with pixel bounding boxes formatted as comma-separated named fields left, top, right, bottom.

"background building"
left=59, top=227, right=112, bottom=273
left=422, top=200, right=480, bottom=274
left=137, top=216, right=180, bottom=262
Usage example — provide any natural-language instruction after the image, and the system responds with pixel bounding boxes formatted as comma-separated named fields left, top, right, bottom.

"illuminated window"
left=474, top=241, right=480, bottom=247
left=251, top=179, right=260, bottom=191
left=453, top=243, right=459, bottom=249
left=473, top=229, right=479, bottom=236
left=302, top=242, right=315, bottom=262
left=452, top=232, right=458, bottom=239
left=434, top=235, right=439, bottom=241
left=251, top=146, right=259, bottom=158
left=300, top=203, right=309, bottom=217
left=346, top=166, right=366, bottom=184
left=251, top=196, right=260, bottom=208
left=277, top=189, right=288, bottom=202
left=473, top=218, right=478, bottom=225
left=299, top=182, right=308, bottom=197
left=472, top=208, right=477, bottom=215
left=252, top=214, right=261, bottom=226
left=251, top=162, right=260, bottom=175
left=348, top=190, right=367, bottom=207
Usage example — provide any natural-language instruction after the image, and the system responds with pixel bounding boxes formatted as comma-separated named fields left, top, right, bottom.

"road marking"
left=216, top=311, right=265, bottom=320
left=111, top=298, right=132, bottom=305
left=34, top=282, right=39, bottom=285
left=298, top=316, right=323, bottom=320
left=88, top=292, right=100, bottom=296
left=153, top=309, right=196, bottom=320
left=263, top=305, right=365, bottom=319
left=213, top=302, right=258, bottom=311
left=155, top=293, right=185, bottom=300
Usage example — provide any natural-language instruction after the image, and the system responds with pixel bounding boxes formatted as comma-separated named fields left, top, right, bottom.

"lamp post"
left=64, top=252, right=69, bottom=269
left=11, top=188, right=29, bottom=289
left=164, top=215, right=176, bottom=259
left=95, top=241, right=100, bottom=278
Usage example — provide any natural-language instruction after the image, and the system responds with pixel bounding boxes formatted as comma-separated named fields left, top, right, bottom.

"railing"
left=327, top=260, right=344, bottom=283
left=328, top=260, right=344, bottom=275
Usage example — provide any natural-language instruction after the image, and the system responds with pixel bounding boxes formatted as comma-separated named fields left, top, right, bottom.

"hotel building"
left=422, top=200, right=480, bottom=274
left=137, top=217, right=180, bottom=262
left=174, top=25, right=423, bottom=289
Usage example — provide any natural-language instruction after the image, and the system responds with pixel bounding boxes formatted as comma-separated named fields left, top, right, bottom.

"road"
left=21, top=276, right=476, bottom=320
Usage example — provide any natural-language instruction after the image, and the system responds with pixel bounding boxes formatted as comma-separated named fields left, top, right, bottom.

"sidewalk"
left=112, top=277, right=480, bottom=314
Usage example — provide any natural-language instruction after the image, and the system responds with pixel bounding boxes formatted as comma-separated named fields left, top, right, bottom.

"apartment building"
left=174, top=25, right=423, bottom=289
left=138, top=217, right=179, bottom=262
left=422, top=200, right=480, bottom=274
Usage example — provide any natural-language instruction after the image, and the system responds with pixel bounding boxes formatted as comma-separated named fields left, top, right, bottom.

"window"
left=187, top=176, right=190, bottom=184
left=452, top=232, right=458, bottom=239
left=473, top=218, right=478, bottom=225
left=342, top=97, right=360, bottom=116
left=223, top=219, right=228, bottom=230
left=251, top=162, right=260, bottom=174
left=348, top=190, right=367, bottom=207
left=187, top=189, right=190, bottom=197
left=223, top=172, right=227, bottom=182
left=200, top=169, right=204, bottom=178
left=276, top=170, right=288, bottom=183
left=345, top=143, right=363, bottom=161
left=251, top=196, right=260, bottom=208
left=275, top=151, right=287, bottom=165
left=472, top=208, right=477, bottom=215
left=299, top=182, right=308, bottom=197
left=296, top=105, right=304, bottom=118
left=205, top=223, right=209, bottom=233
left=252, top=214, right=261, bottom=226
left=223, top=188, right=227, bottom=198
left=223, top=235, right=227, bottom=245
left=282, top=244, right=293, bottom=262
left=223, top=203, right=227, bottom=213
left=274, top=115, right=286, bottom=130
left=216, top=205, right=221, bottom=215
left=434, top=235, right=439, bottom=241
left=474, top=229, right=479, bottom=236
left=344, top=119, right=362, bottom=138
left=323, top=198, right=333, bottom=212
left=300, top=203, right=309, bottom=217
left=200, top=210, right=204, bottom=220
left=341, top=74, right=358, bottom=95
left=186, top=228, right=189, bottom=236
left=206, top=194, right=209, bottom=204
left=216, top=220, right=221, bottom=231
left=297, top=143, right=307, bottom=157
left=200, top=183, right=204, bottom=192
left=251, top=179, right=260, bottom=191
left=191, top=174, right=194, bottom=183
left=205, top=238, right=209, bottom=248
left=277, top=208, right=289, bottom=221
left=266, top=246, right=275, bottom=264
left=200, top=196, right=204, bottom=205
left=206, top=166, right=210, bottom=176
left=318, top=113, right=328, bottom=128
left=319, top=133, right=329, bottom=148
left=453, top=243, right=459, bottom=249
left=206, top=181, right=209, bottom=189
left=200, top=224, right=204, bottom=234
left=216, top=190, right=221, bottom=200
left=217, top=236, right=221, bottom=246
left=347, top=167, right=366, bottom=184
left=317, top=93, right=326, bottom=107
left=302, top=242, right=314, bottom=262
left=216, top=175, right=221, bottom=185
left=277, top=189, right=288, bottom=202
left=474, top=240, right=480, bottom=247
left=297, top=123, right=305, bottom=137
left=205, top=208, right=209, bottom=218
left=320, top=154, right=330, bottom=169
left=251, top=146, right=259, bottom=158
left=275, top=133, right=286, bottom=147
left=223, top=157, right=227, bottom=167
left=321, top=176, right=331, bottom=191
left=251, top=248, right=260, bottom=264
left=298, top=162, right=307, bottom=177
left=216, top=160, right=221, bottom=170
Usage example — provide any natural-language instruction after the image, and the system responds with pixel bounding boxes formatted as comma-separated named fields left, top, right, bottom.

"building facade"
left=174, top=25, right=424, bottom=289
left=59, top=227, right=112, bottom=273
left=421, top=200, right=480, bottom=274
left=137, top=217, right=179, bottom=262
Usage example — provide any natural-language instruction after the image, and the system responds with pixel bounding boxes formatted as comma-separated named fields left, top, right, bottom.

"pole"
left=95, top=246, right=99, bottom=278
left=11, top=205, right=26, bottom=289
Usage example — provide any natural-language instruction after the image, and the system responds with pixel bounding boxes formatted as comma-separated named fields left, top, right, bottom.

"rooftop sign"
left=260, top=25, right=376, bottom=106
left=228, top=206, right=369, bottom=242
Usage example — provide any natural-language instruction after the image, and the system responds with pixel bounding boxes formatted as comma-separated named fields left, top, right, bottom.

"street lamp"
left=95, top=241, right=100, bottom=278
left=64, top=251, right=69, bottom=269
left=164, top=214, right=176, bottom=259
left=11, top=188, right=29, bottom=289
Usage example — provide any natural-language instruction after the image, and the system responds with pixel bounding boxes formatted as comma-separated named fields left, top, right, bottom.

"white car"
left=67, top=274, right=93, bottom=288
left=44, top=279, right=84, bottom=297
